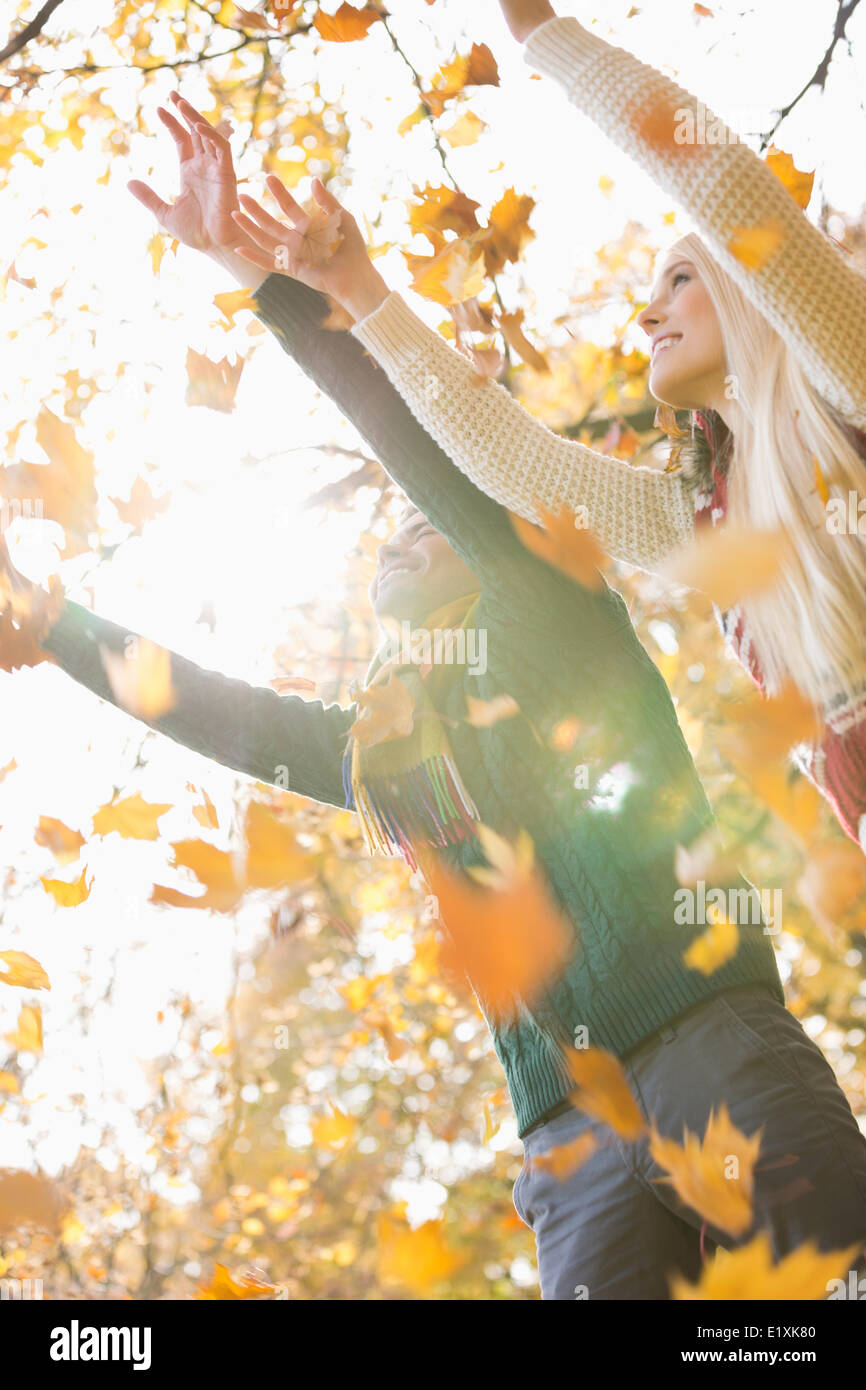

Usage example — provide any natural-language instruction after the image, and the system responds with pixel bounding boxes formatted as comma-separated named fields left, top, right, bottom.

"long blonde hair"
left=668, top=232, right=866, bottom=707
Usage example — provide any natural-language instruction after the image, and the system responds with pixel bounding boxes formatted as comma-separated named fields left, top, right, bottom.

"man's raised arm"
left=42, top=599, right=351, bottom=807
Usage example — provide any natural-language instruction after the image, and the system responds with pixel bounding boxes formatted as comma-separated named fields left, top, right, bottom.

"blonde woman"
left=231, top=1, right=866, bottom=855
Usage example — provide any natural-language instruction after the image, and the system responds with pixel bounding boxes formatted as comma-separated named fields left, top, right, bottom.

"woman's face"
left=637, top=252, right=728, bottom=413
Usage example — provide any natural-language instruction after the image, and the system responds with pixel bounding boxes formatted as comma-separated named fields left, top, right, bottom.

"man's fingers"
left=237, top=194, right=293, bottom=241
left=264, top=175, right=306, bottom=226
left=170, top=91, right=212, bottom=133
left=311, top=176, right=343, bottom=216
left=194, top=119, right=231, bottom=153
left=232, top=209, right=282, bottom=252
left=127, top=180, right=173, bottom=225
left=156, top=105, right=193, bottom=159
left=234, top=243, right=280, bottom=272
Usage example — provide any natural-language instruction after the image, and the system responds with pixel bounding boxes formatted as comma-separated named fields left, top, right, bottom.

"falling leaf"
left=693, top=2, right=713, bottom=15
left=765, top=146, right=814, bottom=210
left=531, top=1129, right=597, bottom=1180
left=41, top=867, right=93, bottom=907
left=185, top=348, right=244, bottom=413
left=291, top=203, right=344, bottom=267
left=660, top=523, right=789, bottom=608
left=350, top=677, right=415, bottom=747
left=192, top=787, right=219, bottom=829
left=0, top=758, right=16, bottom=783
left=313, top=3, right=382, bottom=42
left=110, top=475, right=171, bottom=528
left=671, top=1230, right=861, bottom=1300
left=813, top=454, right=830, bottom=506
left=92, top=793, right=172, bottom=841
left=420, top=44, right=500, bottom=116
left=498, top=309, right=549, bottom=373
left=797, top=841, right=866, bottom=933
left=0, top=1170, right=66, bottom=1234
left=565, top=1047, right=646, bottom=1140
left=101, top=636, right=176, bottom=720
left=4, top=1004, right=42, bottom=1053
left=213, top=286, right=259, bottom=328
left=682, top=909, right=739, bottom=974
left=0, top=1072, right=19, bottom=1094
left=479, top=188, right=535, bottom=277
left=196, top=1263, right=279, bottom=1299
left=0, top=951, right=50, bottom=990
left=464, top=693, right=520, bottom=728
left=151, top=840, right=243, bottom=914
left=651, top=1103, right=760, bottom=1236
left=409, top=185, right=481, bottom=246
left=405, top=238, right=487, bottom=308
left=243, top=800, right=314, bottom=888
left=377, top=1214, right=466, bottom=1293
left=441, top=111, right=486, bottom=148
left=511, top=503, right=608, bottom=591
left=312, top=1106, right=356, bottom=1150
left=423, top=830, right=575, bottom=1021
left=34, top=816, right=84, bottom=865
left=727, top=217, right=785, bottom=271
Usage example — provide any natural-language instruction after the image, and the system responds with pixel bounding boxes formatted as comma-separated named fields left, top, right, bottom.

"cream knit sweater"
left=349, top=15, right=866, bottom=573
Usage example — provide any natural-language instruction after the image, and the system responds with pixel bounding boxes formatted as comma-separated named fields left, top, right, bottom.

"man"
left=10, top=97, right=865, bottom=1299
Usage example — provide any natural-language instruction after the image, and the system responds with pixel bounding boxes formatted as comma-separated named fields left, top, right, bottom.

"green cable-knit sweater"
left=42, top=274, right=783, bottom=1136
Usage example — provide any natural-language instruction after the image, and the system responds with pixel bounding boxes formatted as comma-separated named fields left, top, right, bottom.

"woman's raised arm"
left=518, top=13, right=866, bottom=428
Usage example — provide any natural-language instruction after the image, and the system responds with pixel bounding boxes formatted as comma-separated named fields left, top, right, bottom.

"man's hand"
left=127, top=92, right=265, bottom=288
left=498, top=0, right=556, bottom=43
left=230, top=174, right=391, bottom=323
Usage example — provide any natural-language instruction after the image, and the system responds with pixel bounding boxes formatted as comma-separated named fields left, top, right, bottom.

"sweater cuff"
left=523, top=15, right=606, bottom=90
left=349, top=291, right=432, bottom=376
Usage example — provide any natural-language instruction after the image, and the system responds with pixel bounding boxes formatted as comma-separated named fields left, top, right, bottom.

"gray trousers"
left=512, top=984, right=866, bottom=1299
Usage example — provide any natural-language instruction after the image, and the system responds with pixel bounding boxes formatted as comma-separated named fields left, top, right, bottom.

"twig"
left=0, top=0, right=65, bottom=64
left=759, top=0, right=863, bottom=149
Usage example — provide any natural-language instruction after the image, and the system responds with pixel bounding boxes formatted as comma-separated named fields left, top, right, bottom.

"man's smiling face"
left=369, top=509, right=479, bottom=627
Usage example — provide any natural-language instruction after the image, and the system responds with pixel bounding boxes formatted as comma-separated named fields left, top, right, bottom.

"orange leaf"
left=92, top=793, right=172, bottom=841
left=350, top=676, right=415, bottom=747
left=185, top=348, right=244, bottom=413
left=424, top=830, right=576, bottom=1021
left=34, top=816, right=84, bottom=865
left=727, top=217, right=785, bottom=271
left=41, top=867, right=93, bottom=907
left=0, top=950, right=50, bottom=990
left=313, top=3, right=382, bottom=42
left=672, top=1231, right=861, bottom=1300
left=531, top=1129, right=597, bottom=1180
left=511, top=503, right=608, bottom=591
left=660, top=523, right=789, bottom=608
left=565, top=1047, right=646, bottom=1140
left=765, top=146, right=814, bottom=210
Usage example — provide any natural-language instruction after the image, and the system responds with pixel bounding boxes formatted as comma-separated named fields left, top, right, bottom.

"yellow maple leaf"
left=34, top=816, right=85, bottom=865
left=100, top=636, right=176, bottom=720
left=565, top=1047, right=646, bottom=1141
left=377, top=1214, right=466, bottom=1293
left=671, top=1230, right=862, bottom=1300
left=312, top=1106, right=356, bottom=1151
left=213, top=286, right=259, bottom=328
left=0, top=951, right=50, bottom=990
left=41, top=867, right=93, bottom=907
left=682, top=910, right=739, bottom=975
left=650, top=1102, right=760, bottom=1236
left=727, top=217, right=785, bottom=271
left=4, top=1004, right=42, bottom=1054
left=92, top=793, right=172, bottom=841
left=531, top=1129, right=597, bottom=1180
left=765, top=146, right=814, bottom=210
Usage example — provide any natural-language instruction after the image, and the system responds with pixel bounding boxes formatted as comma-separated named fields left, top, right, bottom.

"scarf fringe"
left=343, top=745, right=479, bottom=870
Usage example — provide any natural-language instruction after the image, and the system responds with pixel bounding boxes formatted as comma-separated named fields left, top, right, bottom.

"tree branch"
left=759, top=0, right=863, bottom=150
left=0, top=0, right=65, bottom=64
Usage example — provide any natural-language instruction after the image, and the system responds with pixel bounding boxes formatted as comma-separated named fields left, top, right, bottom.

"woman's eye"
left=672, top=272, right=690, bottom=289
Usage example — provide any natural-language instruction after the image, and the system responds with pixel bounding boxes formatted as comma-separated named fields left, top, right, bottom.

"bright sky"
left=0, top=0, right=863, bottom=1226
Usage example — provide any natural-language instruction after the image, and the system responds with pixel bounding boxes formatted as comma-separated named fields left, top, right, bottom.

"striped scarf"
left=343, top=593, right=482, bottom=869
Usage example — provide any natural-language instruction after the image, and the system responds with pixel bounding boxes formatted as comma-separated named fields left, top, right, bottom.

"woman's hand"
left=230, top=175, right=391, bottom=322
left=498, top=0, right=557, bottom=43
left=127, top=92, right=265, bottom=286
